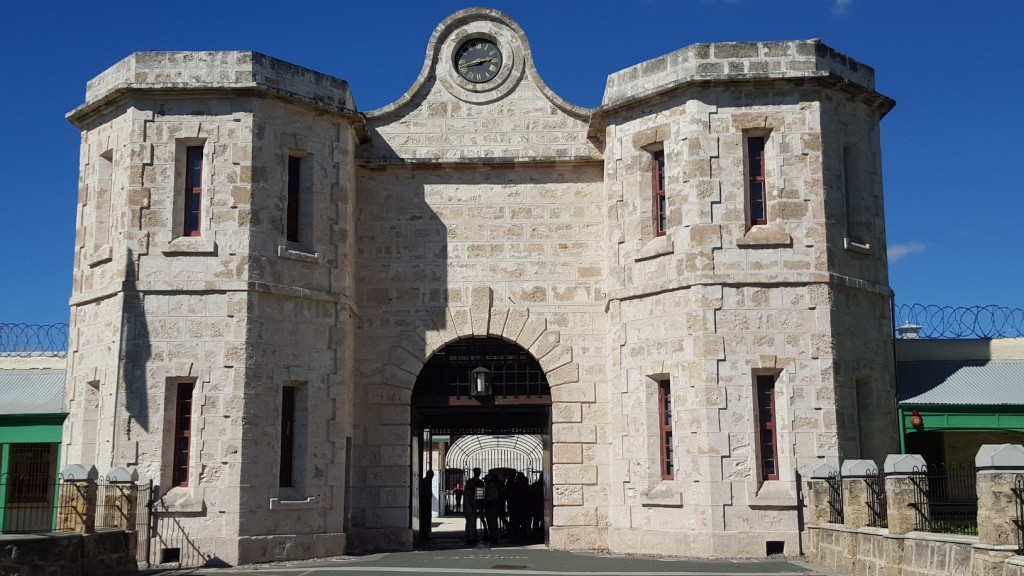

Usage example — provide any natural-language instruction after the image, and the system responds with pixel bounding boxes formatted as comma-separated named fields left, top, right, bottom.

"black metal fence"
left=826, top=470, right=844, bottom=524
left=0, top=473, right=72, bottom=534
left=911, top=463, right=978, bottom=535
left=865, top=467, right=888, bottom=528
left=1012, top=473, right=1024, bottom=554
left=0, top=323, right=69, bottom=357
left=95, top=479, right=153, bottom=566
left=0, top=475, right=154, bottom=567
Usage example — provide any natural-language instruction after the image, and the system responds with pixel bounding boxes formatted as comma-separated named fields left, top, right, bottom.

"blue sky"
left=1, top=0, right=1020, bottom=325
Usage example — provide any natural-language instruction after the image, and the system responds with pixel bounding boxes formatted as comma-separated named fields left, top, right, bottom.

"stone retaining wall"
left=0, top=530, right=135, bottom=576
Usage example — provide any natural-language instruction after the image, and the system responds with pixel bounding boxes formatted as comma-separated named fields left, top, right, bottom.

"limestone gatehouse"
left=63, top=7, right=898, bottom=566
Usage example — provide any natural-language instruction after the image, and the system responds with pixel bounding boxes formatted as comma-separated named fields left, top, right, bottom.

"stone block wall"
left=0, top=531, right=136, bottom=576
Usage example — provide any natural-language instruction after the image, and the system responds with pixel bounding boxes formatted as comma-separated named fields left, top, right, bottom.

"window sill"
left=155, top=487, right=205, bottom=514
left=83, top=244, right=113, bottom=268
left=269, top=495, right=320, bottom=510
left=640, top=480, right=683, bottom=508
left=277, top=244, right=323, bottom=264
left=160, top=236, right=217, bottom=255
left=747, top=479, right=797, bottom=508
left=633, top=235, right=674, bottom=262
left=844, top=237, right=872, bottom=255
left=736, top=225, right=792, bottom=248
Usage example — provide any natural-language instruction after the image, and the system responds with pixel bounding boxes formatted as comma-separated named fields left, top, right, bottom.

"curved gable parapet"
left=599, top=39, right=893, bottom=116
left=360, top=8, right=599, bottom=163
left=67, top=50, right=359, bottom=127
left=365, top=8, right=590, bottom=121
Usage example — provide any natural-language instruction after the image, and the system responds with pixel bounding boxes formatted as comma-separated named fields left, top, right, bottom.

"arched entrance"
left=411, top=337, right=552, bottom=547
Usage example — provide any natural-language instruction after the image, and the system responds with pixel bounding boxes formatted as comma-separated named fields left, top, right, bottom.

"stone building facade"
left=63, top=8, right=897, bottom=565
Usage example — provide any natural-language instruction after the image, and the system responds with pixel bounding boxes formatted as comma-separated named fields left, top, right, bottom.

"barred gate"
left=0, top=473, right=71, bottom=534
left=94, top=479, right=153, bottom=567
left=826, top=470, right=844, bottom=524
left=911, top=463, right=978, bottom=535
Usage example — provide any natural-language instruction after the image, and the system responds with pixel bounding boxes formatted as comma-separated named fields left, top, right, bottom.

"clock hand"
left=459, top=57, right=495, bottom=69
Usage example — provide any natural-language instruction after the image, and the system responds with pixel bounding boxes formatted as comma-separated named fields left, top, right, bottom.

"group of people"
left=459, top=467, right=544, bottom=546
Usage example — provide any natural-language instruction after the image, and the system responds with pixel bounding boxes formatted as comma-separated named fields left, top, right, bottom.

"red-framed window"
left=747, top=136, right=767, bottom=225
left=652, top=149, right=667, bottom=236
left=756, top=375, right=779, bottom=481
left=286, top=157, right=301, bottom=243
left=183, top=146, right=204, bottom=236
left=172, top=382, right=194, bottom=487
left=658, top=379, right=673, bottom=480
left=280, top=386, right=296, bottom=487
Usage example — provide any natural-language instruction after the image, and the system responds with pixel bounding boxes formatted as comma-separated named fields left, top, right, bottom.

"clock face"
left=454, top=39, right=503, bottom=83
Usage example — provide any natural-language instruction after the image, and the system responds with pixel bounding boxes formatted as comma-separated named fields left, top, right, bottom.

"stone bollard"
left=56, top=464, right=98, bottom=533
left=808, top=463, right=839, bottom=525
left=883, top=453, right=927, bottom=535
left=974, top=444, right=1024, bottom=547
left=840, top=459, right=876, bottom=529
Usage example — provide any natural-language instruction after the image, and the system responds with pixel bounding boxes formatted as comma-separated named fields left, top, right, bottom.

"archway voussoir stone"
left=488, top=308, right=509, bottom=338
left=518, top=316, right=546, bottom=349
left=539, top=343, right=572, bottom=373
left=503, top=309, right=528, bottom=341
left=469, top=286, right=492, bottom=336
left=448, top=308, right=473, bottom=339
left=530, top=330, right=560, bottom=359
left=547, top=362, right=580, bottom=387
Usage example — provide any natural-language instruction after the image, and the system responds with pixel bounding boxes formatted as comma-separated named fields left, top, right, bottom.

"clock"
left=454, top=39, right=503, bottom=83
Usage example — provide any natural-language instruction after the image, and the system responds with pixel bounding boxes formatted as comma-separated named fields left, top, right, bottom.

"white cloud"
left=887, top=242, right=926, bottom=261
left=832, top=0, right=852, bottom=17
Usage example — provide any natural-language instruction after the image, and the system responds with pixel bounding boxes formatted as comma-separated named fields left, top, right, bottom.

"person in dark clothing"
left=483, top=473, right=500, bottom=543
left=420, top=470, right=434, bottom=540
left=463, top=468, right=484, bottom=546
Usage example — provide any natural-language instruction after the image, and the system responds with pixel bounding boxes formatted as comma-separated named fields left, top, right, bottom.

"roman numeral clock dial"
left=455, top=39, right=503, bottom=83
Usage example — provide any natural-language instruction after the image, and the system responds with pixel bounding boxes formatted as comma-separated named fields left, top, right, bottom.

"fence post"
left=57, top=464, right=98, bottom=533
left=102, top=466, right=139, bottom=530
left=839, top=460, right=874, bottom=529
left=883, top=453, right=926, bottom=535
left=808, top=463, right=839, bottom=525
left=975, top=444, right=1024, bottom=547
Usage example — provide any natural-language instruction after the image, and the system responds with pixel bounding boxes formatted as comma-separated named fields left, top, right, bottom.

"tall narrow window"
left=756, top=375, right=779, bottom=481
left=183, top=146, right=203, bottom=236
left=658, top=379, right=674, bottom=479
left=286, top=157, right=301, bottom=243
left=280, top=385, right=296, bottom=487
left=652, top=149, right=667, bottom=236
left=746, top=136, right=767, bottom=226
left=172, top=383, right=194, bottom=487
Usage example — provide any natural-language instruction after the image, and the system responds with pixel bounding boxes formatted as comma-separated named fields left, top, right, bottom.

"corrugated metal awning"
left=897, top=360, right=1024, bottom=405
left=0, top=369, right=65, bottom=414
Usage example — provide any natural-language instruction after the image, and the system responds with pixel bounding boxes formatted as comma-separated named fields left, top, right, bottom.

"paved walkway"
left=149, top=516, right=834, bottom=576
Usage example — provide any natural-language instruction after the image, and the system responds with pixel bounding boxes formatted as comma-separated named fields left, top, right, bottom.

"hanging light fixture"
left=470, top=366, right=492, bottom=397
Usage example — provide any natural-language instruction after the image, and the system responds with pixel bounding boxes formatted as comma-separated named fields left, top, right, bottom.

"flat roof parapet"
left=601, top=39, right=888, bottom=112
left=68, top=51, right=357, bottom=126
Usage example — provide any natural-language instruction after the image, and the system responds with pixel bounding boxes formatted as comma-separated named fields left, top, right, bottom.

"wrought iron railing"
left=895, top=304, right=1024, bottom=339
left=95, top=478, right=154, bottom=566
left=865, top=467, right=888, bottom=528
left=0, top=323, right=69, bottom=357
left=1014, top=474, right=1024, bottom=552
left=0, top=473, right=73, bottom=534
left=910, top=462, right=978, bottom=535
left=827, top=470, right=844, bottom=524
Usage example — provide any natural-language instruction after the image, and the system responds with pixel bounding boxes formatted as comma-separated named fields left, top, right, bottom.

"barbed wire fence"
left=895, top=304, right=1024, bottom=339
left=0, top=323, right=69, bottom=357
